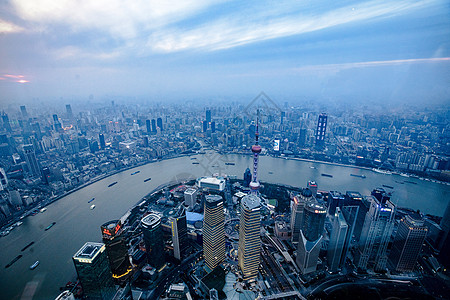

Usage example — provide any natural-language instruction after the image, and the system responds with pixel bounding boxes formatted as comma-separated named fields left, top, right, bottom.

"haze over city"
left=0, top=0, right=449, bottom=103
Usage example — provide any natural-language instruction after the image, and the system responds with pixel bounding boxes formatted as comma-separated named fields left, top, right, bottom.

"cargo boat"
left=5, top=255, right=22, bottom=268
left=225, top=162, right=235, bottom=165
left=88, top=198, right=95, bottom=203
left=350, top=174, right=366, bottom=178
left=30, top=261, right=39, bottom=270
left=45, top=222, right=56, bottom=231
left=192, top=162, right=199, bottom=165
left=108, top=182, right=118, bottom=187
left=21, top=241, right=35, bottom=252
left=382, top=184, right=394, bottom=189
left=144, top=178, right=152, bottom=182
left=131, top=171, right=140, bottom=175
left=321, top=173, right=333, bottom=178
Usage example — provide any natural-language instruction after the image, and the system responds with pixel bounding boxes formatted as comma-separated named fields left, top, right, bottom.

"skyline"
left=0, top=0, right=449, bottom=103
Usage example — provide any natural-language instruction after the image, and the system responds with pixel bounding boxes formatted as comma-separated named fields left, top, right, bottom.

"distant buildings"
left=357, top=193, right=395, bottom=271
left=142, top=214, right=165, bottom=269
left=203, top=195, right=225, bottom=272
left=72, top=242, right=116, bottom=300
left=296, top=200, right=326, bottom=274
left=390, top=214, right=427, bottom=272
left=315, top=113, right=327, bottom=150
left=238, top=194, right=261, bottom=281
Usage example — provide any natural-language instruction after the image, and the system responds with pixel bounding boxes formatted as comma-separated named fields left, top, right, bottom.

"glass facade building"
left=203, top=195, right=225, bottom=272
left=142, top=214, right=165, bottom=269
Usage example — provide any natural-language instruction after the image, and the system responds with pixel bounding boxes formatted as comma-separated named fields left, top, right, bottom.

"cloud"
left=0, top=19, right=23, bottom=33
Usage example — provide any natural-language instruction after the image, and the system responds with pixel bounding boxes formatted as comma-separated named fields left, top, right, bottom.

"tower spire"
left=249, top=109, right=261, bottom=194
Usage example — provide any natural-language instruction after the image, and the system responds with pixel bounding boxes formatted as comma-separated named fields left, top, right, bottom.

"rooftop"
left=73, top=242, right=104, bottom=262
left=142, top=214, right=161, bottom=227
left=241, top=194, right=261, bottom=211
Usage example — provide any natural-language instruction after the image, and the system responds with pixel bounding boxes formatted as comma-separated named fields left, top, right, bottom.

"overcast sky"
left=0, top=0, right=449, bottom=104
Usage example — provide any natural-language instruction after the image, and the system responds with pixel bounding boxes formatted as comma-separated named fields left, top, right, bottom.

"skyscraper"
left=315, top=113, right=327, bottom=150
left=1, top=113, right=12, bottom=132
left=141, top=214, right=165, bottom=269
left=249, top=112, right=261, bottom=195
left=340, top=205, right=359, bottom=267
left=146, top=119, right=151, bottom=133
left=20, top=105, right=28, bottom=118
left=170, top=206, right=188, bottom=260
left=307, top=180, right=318, bottom=196
left=72, top=242, right=116, bottom=300
left=53, top=114, right=62, bottom=131
left=296, top=200, right=326, bottom=274
left=390, top=214, right=427, bottom=272
left=206, top=109, right=212, bottom=123
left=203, top=195, right=225, bottom=272
left=23, top=144, right=40, bottom=177
left=99, top=133, right=106, bottom=149
left=157, top=117, right=163, bottom=131
left=291, top=189, right=312, bottom=243
left=344, top=191, right=368, bottom=242
left=66, top=104, right=73, bottom=118
left=243, top=168, right=252, bottom=188
left=328, top=191, right=344, bottom=215
left=101, top=220, right=132, bottom=282
left=327, top=207, right=348, bottom=272
left=151, top=119, right=157, bottom=133
left=357, top=194, right=395, bottom=271
left=184, top=188, right=198, bottom=209
left=238, top=194, right=261, bottom=281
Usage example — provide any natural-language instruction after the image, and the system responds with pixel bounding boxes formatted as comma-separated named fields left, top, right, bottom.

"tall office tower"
left=328, top=191, right=344, bottom=215
left=204, top=195, right=225, bottom=272
left=390, top=214, right=428, bottom=272
left=438, top=201, right=450, bottom=268
left=315, top=113, right=327, bottom=150
left=249, top=111, right=261, bottom=195
left=296, top=201, right=326, bottom=274
left=243, top=168, right=252, bottom=187
left=206, top=109, right=212, bottom=123
left=20, top=105, right=28, bottom=118
left=0, top=167, right=8, bottom=190
left=72, top=242, right=116, bottom=300
left=23, top=144, right=40, bottom=177
left=210, top=121, right=216, bottom=133
left=202, top=121, right=208, bottom=133
left=145, top=119, right=151, bottom=133
left=339, top=206, right=359, bottom=267
left=344, top=191, right=368, bottom=241
left=99, top=134, right=106, bottom=149
left=357, top=195, right=395, bottom=271
left=291, top=189, right=312, bottom=243
left=1, top=113, right=12, bottom=132
left=299, top=128, right=307, bottom=147
left=66, top=104, right=73, bottom=117
left=157, top=117, right=163, bottom=131
left=151, top=119, right=157, bottom=132
left=184, top=188, right=198, bottom=209
left=141, top=214, right=165, bottom=269
left=101, top=220, right=132, bottom=282
left=238, top=194, right=261, bottom=281
left=327, top=207, right=348, bottom=272
left=307, top=181, right=318, bottom=196
left=170, top=206, right=188, bottom=260
left=53, top=114, right=62, bottom=131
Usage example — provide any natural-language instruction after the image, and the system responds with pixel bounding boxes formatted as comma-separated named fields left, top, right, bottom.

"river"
left=0, top=153, right=448, bottom=300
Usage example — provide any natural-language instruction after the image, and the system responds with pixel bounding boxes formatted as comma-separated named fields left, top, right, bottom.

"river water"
left=0, top=154, right=448, bottom=300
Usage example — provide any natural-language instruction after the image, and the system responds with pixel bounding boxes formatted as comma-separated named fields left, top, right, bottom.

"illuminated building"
left=249, top=112, right=261, bottom=195
left=170, top=206, right=188, bottom=260
left=296, top=201, right=326, bottom=274
left=390, top=214, right=427, bottom=272
left=291, top=189, right=312, bottom=243
left=101, top=220, right=132, bottom=282
left=23, top=144, right=40, bottom=177
left=238, top=194, right=261, bottom=280
left=357, top=195, right=395, bottom=271
left=315, top=113, right=327, bottom=150
left=327, top=207, right=348, bottom=272
left=203, top=194, right=225, bottom=272
left=141, top=214, right=165, bottom=269
left=72, top=242, right=116, bottom=300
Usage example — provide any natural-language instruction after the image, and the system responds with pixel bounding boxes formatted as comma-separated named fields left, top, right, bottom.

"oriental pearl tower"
left=249, top=110, right=261, bottom=195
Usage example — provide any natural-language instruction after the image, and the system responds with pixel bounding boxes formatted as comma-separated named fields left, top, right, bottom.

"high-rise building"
left=249, top=112, right=261, bottom=195
left=72, top=242, right=116, bottom=300
left=151, top=119, right=157, bottom=133
left=0, top=167, right=8, bottom=191
left=203, top=195, right=225, bottom=272
left=291, top=189, right=312, bottom=243
left=390, top=214, right=428, bottom=272
left=210, top=121, right=216, bottom=133
left=238, top=194, right=261, bottom=281
left=20, top=105, right=28, bottom=118
left=142, top=214, right=165, bottom=269
left=157, top=117, right=163, bottom=131
left=307, top=181, right=318, bottom=196
left=328, top=191, right=344, bottom=215
left=340, top=205, right=359, bottom=267
left=66, top=104, right=73, bottom=118
left=315, top=113, right=327, bottom=150
left=438, top=201, right=450, bottom=269
left=344, top=191, right=368, bottom=242
left=170, top=206, right=188, bottom=260
left=206, top=109, right=212, bottom=123
left=99, top=134, right=106, bottom=149
left=1, top=113, right=12, bottom=132
left=357, top=194, right=395, bottom=271
left=202, top=121, right=208, bottom=133
left=243, top=168, right=252, bottom=187
left=23, top=144, right=40, bottom=177
left=145, top=119, right=151, bottom=133
left=53, top=114, right=62, bottom=131
left=327, top=207, right=348, bottom=272
left=101, top=220, right=132, bottom=282
left=184, top=188, right=198, bottom=209
left=296, top=200, right=326, bottom=274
